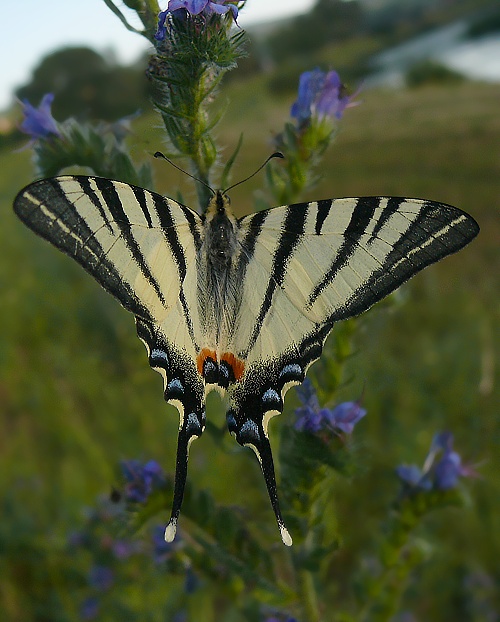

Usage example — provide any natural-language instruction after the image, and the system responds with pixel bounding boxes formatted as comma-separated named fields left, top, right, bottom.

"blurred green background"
left=0, top=1, right=499, bottom=620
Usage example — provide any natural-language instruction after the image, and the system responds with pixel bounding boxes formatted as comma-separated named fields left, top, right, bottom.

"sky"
left=1, top=0, right=316, bottom=111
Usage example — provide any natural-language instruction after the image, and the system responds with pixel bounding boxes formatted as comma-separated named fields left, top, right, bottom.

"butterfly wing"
left=14, top=175, right=207, bottom=540
left=226, top=196, right=479, bottom=544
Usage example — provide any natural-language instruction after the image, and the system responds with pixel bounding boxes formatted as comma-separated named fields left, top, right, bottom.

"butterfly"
left=14, top=175, right=479, bottom=545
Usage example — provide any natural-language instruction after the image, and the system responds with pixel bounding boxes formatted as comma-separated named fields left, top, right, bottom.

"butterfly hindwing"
left=223, top=196, right=478, bottom=543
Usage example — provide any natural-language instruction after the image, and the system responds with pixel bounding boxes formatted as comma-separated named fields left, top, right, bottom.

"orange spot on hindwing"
left=221, top=352, right=245, bottom=382
left=196, top=349, right=245, bottom=386
left=197, top=348, right=218, bottom=382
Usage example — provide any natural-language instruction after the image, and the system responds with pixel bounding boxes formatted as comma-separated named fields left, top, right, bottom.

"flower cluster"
left=396, top=432, right=477, bottom=492
left=155, top=0, right=239, bottom=40
left=290, top=68, right=360, bottom=126
left=294, top=379, right=366, bottom=436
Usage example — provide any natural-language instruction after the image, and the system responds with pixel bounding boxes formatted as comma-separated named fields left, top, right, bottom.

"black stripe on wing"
left=78, top=177, right=114, bottom=233
left=308, top=197, right=378, bottom=306
left=152, top=194, right=198, bottom=349
left=94, top=178, right=167, bottom=307
left=14, top=177, right=152, bottom=321
left=326, top=199, right=480, bottom=323
left=243, top=203, right=309, bottom=356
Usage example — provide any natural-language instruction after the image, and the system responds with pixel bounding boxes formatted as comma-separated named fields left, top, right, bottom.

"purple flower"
left=294, top=379, right=365, bottom=436
left=396, top=432, right=477, bottom=492
left=291, top=68, right=359, bottom=125
left=19, top=93, right=61, bottom=141
left=155, top=0, right=238, bottom=40
left=88, top=565, right=114, bottom=591
left=155, top=10, right=170, bottom=40
left=290, top=68, right=325, bottom=124
left=121, top=459, right=164, bottom=503
left=80, top=597, right=99, bottom=620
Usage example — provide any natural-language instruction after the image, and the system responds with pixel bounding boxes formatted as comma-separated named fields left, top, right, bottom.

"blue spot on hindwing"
left=150, top=348, right=169, bottom=366
left=186, top=412, right=202, bottom=436
left=240, top=419, right=260, bottom=444
left=279, top=363, right=303, bottom=381
left=262, top=388, right=281, bottom=409
left=166, top=378, right=184, bottom=399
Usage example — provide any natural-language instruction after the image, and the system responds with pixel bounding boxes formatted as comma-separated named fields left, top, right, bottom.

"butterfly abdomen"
left=198, top=192, right=242, bottom=344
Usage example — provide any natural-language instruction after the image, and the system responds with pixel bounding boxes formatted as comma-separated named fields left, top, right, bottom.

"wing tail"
left=136, top=318, right=206, bottom=542
left=227, top=404, right=292, bottom=546
left=164, top=416, right=202, bottom=543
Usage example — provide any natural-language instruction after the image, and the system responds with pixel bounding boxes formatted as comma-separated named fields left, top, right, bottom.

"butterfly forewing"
left=236, top=196, right=478, bottom=341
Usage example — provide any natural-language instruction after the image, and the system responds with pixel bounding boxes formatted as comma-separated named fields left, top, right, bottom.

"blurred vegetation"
left=1, top=0, right=499, bottom=619
left=466, top=5, right=500, bottom=38
left=405, top=61, right=465, bottom=88
left=15, top=47, right=152, bottom=121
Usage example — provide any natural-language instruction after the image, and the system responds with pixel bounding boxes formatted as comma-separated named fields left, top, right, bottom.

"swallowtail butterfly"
left=14, top=176, right=479, bottom=545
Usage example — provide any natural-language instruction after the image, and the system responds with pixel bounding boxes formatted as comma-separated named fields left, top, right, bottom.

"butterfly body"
left=14, top=176, right=479, bottom=546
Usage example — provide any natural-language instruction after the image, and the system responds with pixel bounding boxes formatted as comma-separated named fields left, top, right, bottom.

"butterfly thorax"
left=198, top=191, right=240, bottom=348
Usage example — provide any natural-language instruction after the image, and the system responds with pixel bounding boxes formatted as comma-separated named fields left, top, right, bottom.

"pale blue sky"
left=1, top=0, right=315, bottom=111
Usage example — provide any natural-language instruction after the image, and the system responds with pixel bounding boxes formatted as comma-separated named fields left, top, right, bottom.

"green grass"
left=1, top=78, right=499, bottom=620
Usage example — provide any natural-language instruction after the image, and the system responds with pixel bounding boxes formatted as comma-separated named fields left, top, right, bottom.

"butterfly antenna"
left=154, top=151, right=215, bottom=196
left=223, top=152, right=284, bottom=193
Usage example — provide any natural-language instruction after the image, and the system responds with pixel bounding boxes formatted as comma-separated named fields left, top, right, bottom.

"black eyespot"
left=203, top=357, right=218, bottom=384
left=219, top=360, right=236, bottom=387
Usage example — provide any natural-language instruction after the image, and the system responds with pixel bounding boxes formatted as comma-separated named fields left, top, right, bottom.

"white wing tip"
left=164, top=518, right=177, bottom=543
left=280, top=525, right=293, bottom=547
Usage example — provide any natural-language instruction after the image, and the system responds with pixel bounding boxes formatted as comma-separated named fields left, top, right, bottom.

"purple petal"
left=291, top=68, right=325, bottom=123
left=396, top=464, right=424, bottom=486
left=295, top=407, right=323, bottom=433
left=328, top=401, right=366, bottom=434
left=431, top=431, right=454, bottom=453
left=208, top=2, right=230, bottom=14
left=154, top=10, right=169, bottom=41
left=19, top=93, right=60, bottom=140
left=168, top=0, right=208, bottom=14
left=396, top=464, right=432, bottom=490
left=434, top=451, right=463, bottom=490
left=295, top=378, right=320, bottom=410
